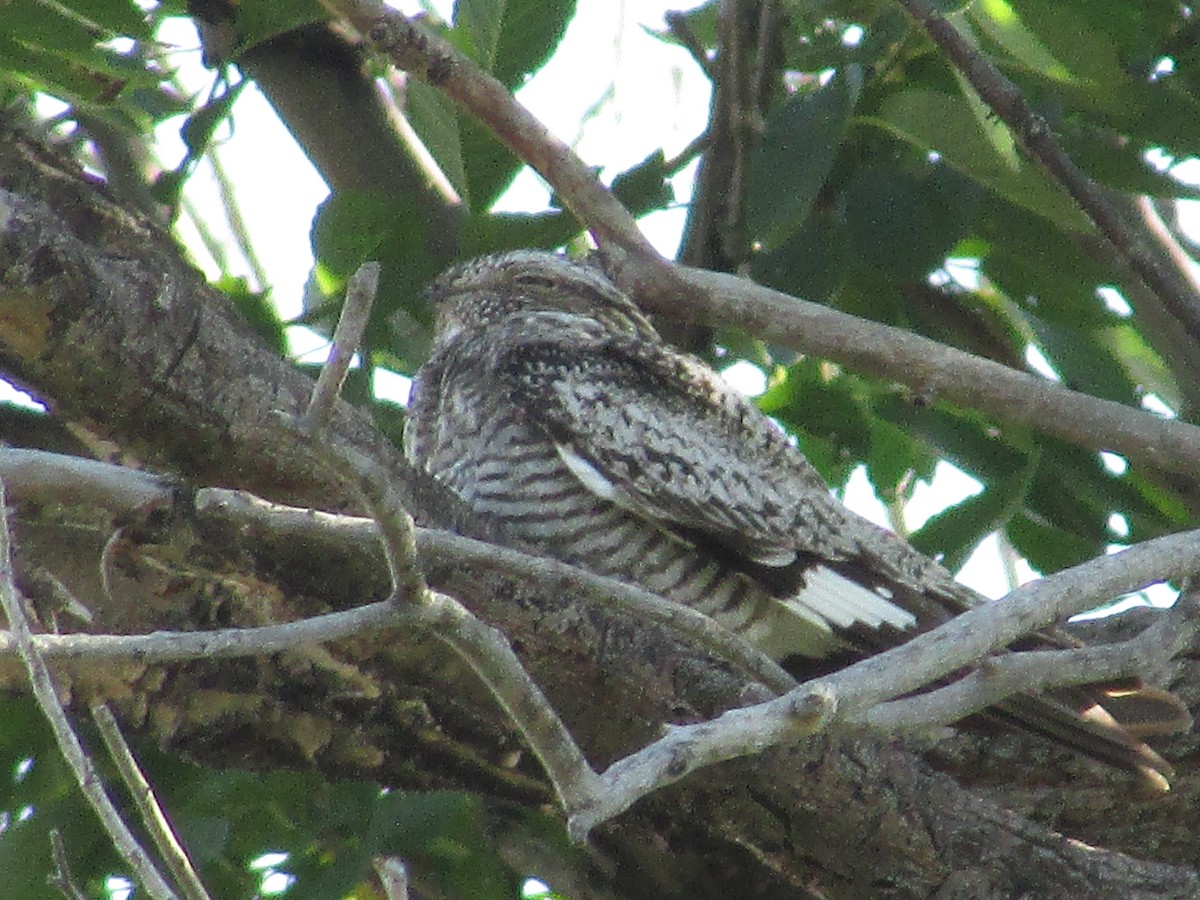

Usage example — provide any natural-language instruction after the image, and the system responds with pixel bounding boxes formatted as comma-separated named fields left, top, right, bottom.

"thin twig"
left=47, top=829, right=89, bottom=900
left=0, top=598, right=397, bottom=660
left=91, top=704, right=212, bottom=900
left=288, top=256, right=604, bottom=817
left=374, top=857, right=409, bottom=900
left=0, top=482, right=179, bottom=900
left=866, top=606, right=1195, bottom=732
left=303, top=260, right=381, bottom=428
left=327, top=0, right=661, bottom=262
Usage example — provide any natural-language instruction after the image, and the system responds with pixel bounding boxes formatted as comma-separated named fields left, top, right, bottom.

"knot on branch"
left=787, top=683, right=836, bottom=733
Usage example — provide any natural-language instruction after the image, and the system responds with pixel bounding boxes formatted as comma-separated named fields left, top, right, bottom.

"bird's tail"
left=992, top=684, right=1191, bottom=790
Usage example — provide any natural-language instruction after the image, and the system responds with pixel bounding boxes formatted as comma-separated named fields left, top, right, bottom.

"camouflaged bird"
left=404, top=249, right=1190, bottom=785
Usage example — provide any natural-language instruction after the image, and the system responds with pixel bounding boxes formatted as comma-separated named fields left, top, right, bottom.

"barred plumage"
left=405, top=249, right=1189, bottom=784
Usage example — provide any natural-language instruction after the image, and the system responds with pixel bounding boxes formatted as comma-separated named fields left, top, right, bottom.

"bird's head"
left=425, top=250, right=660, bottom=345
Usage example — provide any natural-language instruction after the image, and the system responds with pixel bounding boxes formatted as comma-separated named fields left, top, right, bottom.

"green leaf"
left=311, top=191, right=397, bottom=280
left=455, top=0, right=506, bottom=71
left=232, top=0, right=325, bottom=54
left=1000, top=0, right=1126, bottom=86
left=871, top=88, right=1088, bottom=230
left=977, top=195, right=1115, bottom=328
left=1030, top=316, right=1180, bottom=410
left=648, top=2, right=717, bottom=51
left=5, top=0, right=101, bottom=55
left=1049, top=0, right=1182, bottom=62
left=0, top=36, right=114, bottom=103
left=910, top=462, right=1034, bottom=571
left=746, top=66, right=863, bottom=248
left=405, top=80, right=470, bottom=201
left=611, top=150, right=674, bottom=216
left=964, top=0, right=1072, bottom=82
left=867, top=416, right=938, bottom=504
left=368, top=792, right=517, bottom=900
left=760, top=360, right=874, bottom=472
left=461, top=210, right=581, bottom=256
left=843, top=161, right=980, bottom=280
left=1058, top=124, right=1200, bottom=198
left=72, top=0, right=151, bottom=38
left=153, top=76, right=246, bottom=208
left=460, top=118, right=523, bottom=208
left=310, top=190, right=437, bottom=369
left=750, top=208, right=850, bottom=303
left=491, top=0, right=575, bottom=89
left=1007, top=508, right=1098, bottom=574
left=451, top=0, right=577, bottom=203
left=0, top=697, right=125, bottom=898
left=874, top=397, right=1032, bottom=483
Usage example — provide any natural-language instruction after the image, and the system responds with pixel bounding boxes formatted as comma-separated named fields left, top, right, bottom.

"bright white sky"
left=64, top=3, right=1178, bottom=606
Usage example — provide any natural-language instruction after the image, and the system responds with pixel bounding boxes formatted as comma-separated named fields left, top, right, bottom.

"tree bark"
left=3, top=125, right=1200, bottom=898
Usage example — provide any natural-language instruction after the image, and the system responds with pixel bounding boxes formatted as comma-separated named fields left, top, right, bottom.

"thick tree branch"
left=4, top=448, right=1195, bottom=842
left=6, top=125, right=1200, bottom=895
left=617, top=259, right=1200, bottom=480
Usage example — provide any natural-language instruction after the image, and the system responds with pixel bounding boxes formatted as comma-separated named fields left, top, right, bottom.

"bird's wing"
left=500, top=329, right=837, bottom=568
left=495, top=320, right=1191, bottom=785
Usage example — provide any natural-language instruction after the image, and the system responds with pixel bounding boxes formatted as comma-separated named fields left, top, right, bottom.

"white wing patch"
left=790, top=564, right=918, bottom=632
left=557, top=442, right=915, bottom=642
left=557, top=443, right=621, bottom=501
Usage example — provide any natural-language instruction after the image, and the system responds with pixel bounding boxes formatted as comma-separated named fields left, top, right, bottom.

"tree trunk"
left=3, top=125, right=1199, bottom=899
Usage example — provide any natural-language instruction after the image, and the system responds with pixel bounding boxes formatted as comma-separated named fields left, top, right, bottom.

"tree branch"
left=617, top=260, right=1200, bottom=481
left=91, top=704, right=212, bottom=900
left=867, top=595, right=1197, bottom=732
left=0, top=483, right=179, bottom=900
left=897, top=0, right=1200, bottom=344
left=5, top=447, right=1196, bottom=841
left=303, top=261, right=379, bottom=427
left=328, top=0, right=660, bottom=261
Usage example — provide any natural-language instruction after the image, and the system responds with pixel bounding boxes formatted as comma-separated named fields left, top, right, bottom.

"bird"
left=403, top=249, right=1190, bottom=786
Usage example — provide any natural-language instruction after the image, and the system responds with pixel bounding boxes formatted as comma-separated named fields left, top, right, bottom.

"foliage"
left=3, top=0, right=1200, bottom=895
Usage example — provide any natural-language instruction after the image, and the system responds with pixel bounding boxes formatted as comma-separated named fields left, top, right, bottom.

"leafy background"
left=4, top=0, right=1200, bottom=895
